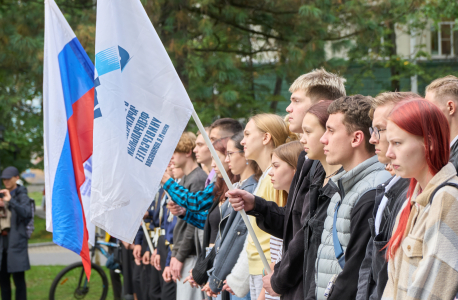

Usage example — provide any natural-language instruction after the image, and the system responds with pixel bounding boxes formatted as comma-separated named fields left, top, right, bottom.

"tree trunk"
left=388, top=22, right=400, bottom=92
left=270, top=75, right=283, bottom=112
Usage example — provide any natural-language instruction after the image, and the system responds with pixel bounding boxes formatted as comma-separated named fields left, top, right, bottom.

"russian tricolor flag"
left=44, top=0, right=93, bottom=277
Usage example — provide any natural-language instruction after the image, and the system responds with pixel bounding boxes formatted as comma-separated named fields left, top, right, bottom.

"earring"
left=246, top=159, right=249, bottom=165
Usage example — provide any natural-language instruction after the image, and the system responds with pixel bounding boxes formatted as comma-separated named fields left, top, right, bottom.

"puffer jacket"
left=315, top=156, right=391, bottom=300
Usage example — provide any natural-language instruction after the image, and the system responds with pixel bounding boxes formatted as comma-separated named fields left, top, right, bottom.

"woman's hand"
left=201, top=282, right=219, bottom=298
left=222, top=279, right=235, bottom=295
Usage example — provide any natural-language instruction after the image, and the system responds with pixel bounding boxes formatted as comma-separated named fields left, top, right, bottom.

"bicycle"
left=49, top=234, right=121, bottom=300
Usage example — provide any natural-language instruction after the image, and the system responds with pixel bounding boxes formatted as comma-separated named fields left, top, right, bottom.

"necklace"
left=325, top=169, right=339, bottom=179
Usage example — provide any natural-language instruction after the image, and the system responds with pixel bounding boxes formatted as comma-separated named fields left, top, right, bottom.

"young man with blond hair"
left=425, top=75, right=458, bottom=171
left=286, top=68, right=347, bottom=134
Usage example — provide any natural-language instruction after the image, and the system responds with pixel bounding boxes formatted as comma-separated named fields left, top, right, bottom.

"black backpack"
left=26, top=198, right=35, bottom=239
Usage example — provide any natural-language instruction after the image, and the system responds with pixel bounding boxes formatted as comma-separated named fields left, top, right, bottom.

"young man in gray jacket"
left=314, top=95, right=391, bottom=300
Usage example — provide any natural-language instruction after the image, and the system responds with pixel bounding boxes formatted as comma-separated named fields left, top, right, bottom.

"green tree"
left=1, top=0, right=456, bottom=173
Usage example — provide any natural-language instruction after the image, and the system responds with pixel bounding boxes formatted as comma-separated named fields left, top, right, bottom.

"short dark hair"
left=210, top=118, right=243, bottom=137
left=306, top=84, right=346, bottom=103
left=328, top=95, right=375, bottom=152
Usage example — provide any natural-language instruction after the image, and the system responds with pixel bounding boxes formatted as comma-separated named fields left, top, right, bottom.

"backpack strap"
left=429, top=182, right=458, bottom=205
left=333, top=179, right=346, bottom=269
left=332, top=200, right=345, bottom=269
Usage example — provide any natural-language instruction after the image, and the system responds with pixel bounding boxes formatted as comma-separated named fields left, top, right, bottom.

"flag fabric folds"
left=91, top=0, right=194, bottom=242
left=43, top=0, right=94, bottom=277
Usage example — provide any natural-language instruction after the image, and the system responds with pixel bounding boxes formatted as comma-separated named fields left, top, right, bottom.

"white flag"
left=91, top=0, right=194, bottom=242
left=80, top=157, right=96, bottom=245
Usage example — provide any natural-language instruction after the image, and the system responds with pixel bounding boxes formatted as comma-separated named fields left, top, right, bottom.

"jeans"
left=231, top=292, right=251, bottom=300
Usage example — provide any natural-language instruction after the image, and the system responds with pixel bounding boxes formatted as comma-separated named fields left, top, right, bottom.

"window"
left=431, top=22, right=458, bottom=56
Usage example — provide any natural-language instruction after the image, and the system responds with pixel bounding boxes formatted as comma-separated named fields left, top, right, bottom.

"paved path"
left=29, top=244, right=107, bottom=266
left=30, top=207, right=107, bottom=266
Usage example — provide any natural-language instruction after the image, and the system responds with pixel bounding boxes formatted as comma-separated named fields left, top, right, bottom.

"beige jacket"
left=382, top=163, right=458, bottom=300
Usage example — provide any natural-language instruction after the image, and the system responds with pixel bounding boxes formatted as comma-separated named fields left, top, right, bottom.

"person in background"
left=355, top=92, right=416, bottom=300
left=314, top=95, right=391, bottom=300
left=191, top=137, right=239, bottom=298
left=424, top=75, right=458, bottom=172
left=0, top=166, right=31, bottom=300
left=209, top=132, right=260, bottom=300
left=382, top=99, right=458, bottom=299
left=152, top=163, right=180, bottom=299
left=167, top=119, right=243, bottom=238
left=194, top=128, right=213, bottom=175
left=133, top=186, right=163, bottom=300
left=169, top=132, right=208, bottom=300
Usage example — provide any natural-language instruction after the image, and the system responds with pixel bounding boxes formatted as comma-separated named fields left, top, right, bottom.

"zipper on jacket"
left=216, top=205, right=230, bottom=253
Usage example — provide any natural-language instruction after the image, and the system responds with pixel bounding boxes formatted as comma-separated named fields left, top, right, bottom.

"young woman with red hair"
left=382, top=99, right=458, bottom=299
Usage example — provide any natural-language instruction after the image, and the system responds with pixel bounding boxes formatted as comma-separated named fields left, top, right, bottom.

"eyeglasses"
left=226, top=151, right=243, bottom=159
left=369, top=127, right=386, bottom=140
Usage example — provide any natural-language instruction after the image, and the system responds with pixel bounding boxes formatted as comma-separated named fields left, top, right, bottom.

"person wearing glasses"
left=355, top=92, right=417, bottom=300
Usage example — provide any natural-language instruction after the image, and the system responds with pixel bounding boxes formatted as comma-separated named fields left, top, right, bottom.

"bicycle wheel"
left=49, top=262, right=109, bottom=300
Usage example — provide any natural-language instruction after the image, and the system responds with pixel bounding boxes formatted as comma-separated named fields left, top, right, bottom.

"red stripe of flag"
left=67, top=87, right=94, bottom=279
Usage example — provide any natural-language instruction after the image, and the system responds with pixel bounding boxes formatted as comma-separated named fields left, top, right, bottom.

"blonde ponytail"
left=251, top=113, right=295, bottom=148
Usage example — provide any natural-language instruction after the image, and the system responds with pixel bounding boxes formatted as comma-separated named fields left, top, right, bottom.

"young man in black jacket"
left=355, top=92, right=415, bottom=300
left=0, top=166, right=32, bottom=300
left=227, top=69, right=346, bottom=300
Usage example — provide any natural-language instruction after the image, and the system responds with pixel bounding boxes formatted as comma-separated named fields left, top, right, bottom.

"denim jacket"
left=208, top=175, right=258, bottom=293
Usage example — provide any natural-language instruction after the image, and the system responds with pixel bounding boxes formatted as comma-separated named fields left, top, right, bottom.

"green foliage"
left=1, top=0, right=457, bottom=171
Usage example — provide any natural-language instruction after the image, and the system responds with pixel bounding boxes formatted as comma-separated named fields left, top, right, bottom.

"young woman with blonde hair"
left=236, top=113, right=297, bottom=300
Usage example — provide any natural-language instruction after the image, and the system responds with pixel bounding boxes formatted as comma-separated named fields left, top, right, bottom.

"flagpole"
left=191, top=110, right=272, bottom=274
left=141, top=220, right=155, bottom=253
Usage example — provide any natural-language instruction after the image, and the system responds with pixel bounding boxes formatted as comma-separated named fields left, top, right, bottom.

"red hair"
left=386, top=99, right=450, bottom=258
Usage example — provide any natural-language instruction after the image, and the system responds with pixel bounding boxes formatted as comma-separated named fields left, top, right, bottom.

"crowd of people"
left=114, top=70, right=458, bottom=300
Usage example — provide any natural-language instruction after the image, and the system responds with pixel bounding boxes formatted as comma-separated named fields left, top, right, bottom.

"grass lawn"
left=16, top=265, right=116, bottom=300
left=29, top=216, right=53, bottom=244
left=29, top=190, right=43, bottom=207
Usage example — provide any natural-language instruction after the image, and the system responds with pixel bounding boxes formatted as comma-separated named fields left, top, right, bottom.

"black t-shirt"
left=208, top=205, right=221, bottom=244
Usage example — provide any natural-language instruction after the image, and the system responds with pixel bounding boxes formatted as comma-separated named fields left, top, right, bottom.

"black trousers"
left=140, top=239, right=161, bottom=300
left=157, top=236, right=176, bottom=300
left=0, top=251, right=26, bottom=300
left=121, top=246, right=135, bottom=296
left=108, top=245, right=122, bottom=300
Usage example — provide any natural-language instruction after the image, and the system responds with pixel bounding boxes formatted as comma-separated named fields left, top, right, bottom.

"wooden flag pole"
left=191, top=110, right=272, bottom=274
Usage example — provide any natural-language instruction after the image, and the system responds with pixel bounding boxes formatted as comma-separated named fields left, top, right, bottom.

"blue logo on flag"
left=94, top=46, right=131, bottom=119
